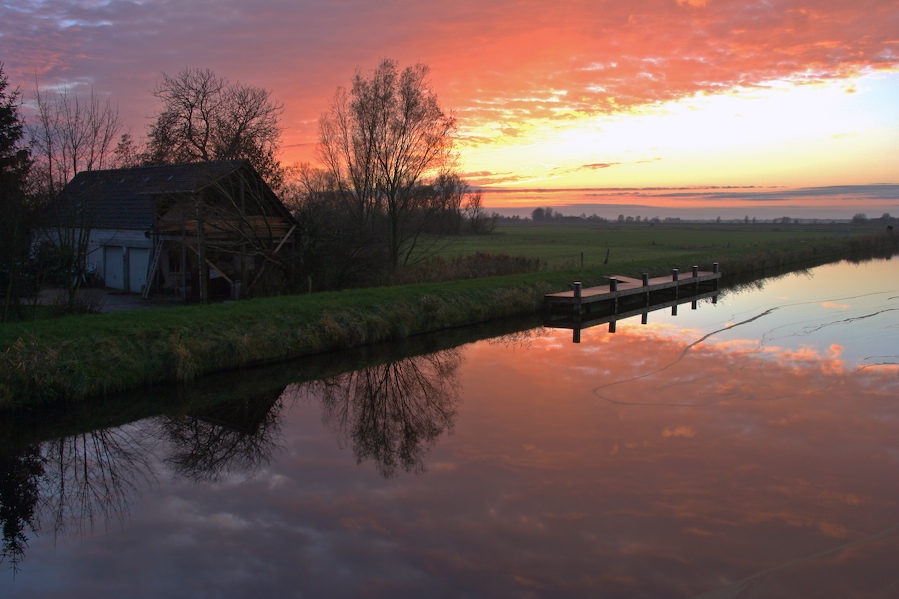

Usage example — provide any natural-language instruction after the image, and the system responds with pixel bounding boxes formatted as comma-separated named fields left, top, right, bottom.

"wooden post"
left=693, top=265, right=699, bottom=292
left=641, top=312, right=648, bottom=325
left=692, top=300, right=698, bottom=310
left=609, top=320, right=616, bottom=333
left=573, top=326, right=581, bottom=344
left=642, top=273, right=649, bottom=305
left=713, top=262, right=720, bottom=291
left=573, top=281, right=582, bottom=320
left=672, top=268, right=679, bottom=281
left=609, top=278, right=618, bottom=311
left=672, top=305, right=678, bottom=316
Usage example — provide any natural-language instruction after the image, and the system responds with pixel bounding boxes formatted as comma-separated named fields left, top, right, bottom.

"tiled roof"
left=52, top=160, right=253, bottom=230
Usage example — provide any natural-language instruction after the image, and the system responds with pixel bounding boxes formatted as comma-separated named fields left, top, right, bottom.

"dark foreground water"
left=2, top=258, right=898, bottom=598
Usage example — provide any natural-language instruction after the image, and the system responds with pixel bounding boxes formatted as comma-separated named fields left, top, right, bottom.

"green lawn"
left=435, top=221, right=862, bottom=269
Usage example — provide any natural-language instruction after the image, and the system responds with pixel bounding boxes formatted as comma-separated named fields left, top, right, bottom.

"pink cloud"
left=1, top=0, right=895, bottom=164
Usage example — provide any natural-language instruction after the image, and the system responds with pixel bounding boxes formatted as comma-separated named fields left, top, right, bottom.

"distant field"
left=435, top=221, right=874, bottom=269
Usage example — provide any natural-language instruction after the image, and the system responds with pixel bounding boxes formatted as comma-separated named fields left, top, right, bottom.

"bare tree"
left=29, top=84, right=123, bottom=310
left=463, top=191, right=496, bottom=234
left=146, top=68, right=285, bottom=189
left=318, top=59, right=458, bottom=271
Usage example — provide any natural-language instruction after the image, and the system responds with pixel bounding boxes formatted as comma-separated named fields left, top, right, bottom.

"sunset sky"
left=2, top=0, right=897, bottom=199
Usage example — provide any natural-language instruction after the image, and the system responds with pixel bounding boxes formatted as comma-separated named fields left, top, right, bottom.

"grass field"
left=435, top=221, right=872, bottom=269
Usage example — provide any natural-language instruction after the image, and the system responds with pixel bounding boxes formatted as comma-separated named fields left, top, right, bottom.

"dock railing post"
left=609, top=278, right=618, bottom=311
left=573, top=281, right=582, bottom=321
left=693, top=265, right=699, bottom=291
left=713, top=262, right=719, bottom=290
left=643, top=273, right=649, bottom=305
left=672, top=268, right=679, bottom=281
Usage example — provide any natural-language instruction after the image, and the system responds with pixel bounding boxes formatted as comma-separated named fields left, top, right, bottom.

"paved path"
left=35, top=287, right=184, bottom=313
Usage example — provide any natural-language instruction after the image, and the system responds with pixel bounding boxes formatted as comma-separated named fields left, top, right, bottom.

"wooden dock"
left=544, top=264, right=721, bottom=342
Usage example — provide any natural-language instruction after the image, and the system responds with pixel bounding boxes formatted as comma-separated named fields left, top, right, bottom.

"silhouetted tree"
left=0, top=64, right=34, bottom=322
left=146, top=68, right=285, bottom=189
left=29, top=82, right=123, bottom=311
left=318, top=59, right=458, bottom=271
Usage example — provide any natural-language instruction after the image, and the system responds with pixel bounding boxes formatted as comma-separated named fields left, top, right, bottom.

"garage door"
left=128, top=248, right=149, bottom=293
left=104, top=246, right=125, bottom=290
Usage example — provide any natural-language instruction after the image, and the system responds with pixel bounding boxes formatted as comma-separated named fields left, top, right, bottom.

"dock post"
left=609, top=319, right=616, bottom=333
left=692, top=300, right=698, bottom=310
left=641, top=312, right=648, bottom=325
left=643, top=273, right=649, bottom=305
left=672, top=268, right=678, bottom=281
left=713, top=262, right=720, bottom=291
left=693, top=265, right=699, bottom=292
left=672, top=305, right=678, bottom=316
left=573, top=281, right=582, bottom=320
left=609, top=278, right=618, bottom=311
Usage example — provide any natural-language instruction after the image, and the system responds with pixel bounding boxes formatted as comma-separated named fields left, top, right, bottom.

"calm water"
left=2, top=258, right=898, bottom=598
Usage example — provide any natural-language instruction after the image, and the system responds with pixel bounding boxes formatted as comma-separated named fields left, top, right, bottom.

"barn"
left=46, top=160, right=297, bottom=300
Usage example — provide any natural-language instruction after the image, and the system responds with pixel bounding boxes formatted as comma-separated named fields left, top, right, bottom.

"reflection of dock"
left=544, top=264, right=721, bottom=343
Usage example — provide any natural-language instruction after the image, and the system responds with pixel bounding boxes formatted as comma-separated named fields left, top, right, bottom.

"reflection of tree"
left=0, top=445, right=43, bottom=574
left=297, top=348, right=462, bottom=477
left=160, top=395, right=284, bottom=482
left=39, top=426, right=156, bottom=538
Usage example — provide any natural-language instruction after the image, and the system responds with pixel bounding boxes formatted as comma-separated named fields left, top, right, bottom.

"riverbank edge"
left=2, top=232, right=896, bottom=407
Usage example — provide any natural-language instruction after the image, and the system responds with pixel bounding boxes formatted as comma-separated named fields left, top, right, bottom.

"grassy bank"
left=2, top=228, right=896, bottom=407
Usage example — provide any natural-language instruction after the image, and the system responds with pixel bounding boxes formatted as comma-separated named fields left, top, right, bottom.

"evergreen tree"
left=0, top=64, right=34, bottom=322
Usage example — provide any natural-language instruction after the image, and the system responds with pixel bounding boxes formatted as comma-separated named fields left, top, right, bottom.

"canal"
left=1, top=257, right=897, bottom=598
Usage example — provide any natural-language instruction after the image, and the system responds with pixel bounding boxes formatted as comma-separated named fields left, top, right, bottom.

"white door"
left=128, top=248, right=149, bottom=293
left=104, top=246, right=125, bottom=290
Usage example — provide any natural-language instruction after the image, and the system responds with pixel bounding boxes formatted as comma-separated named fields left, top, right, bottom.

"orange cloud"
left=3, top=0, right=896, bottom=184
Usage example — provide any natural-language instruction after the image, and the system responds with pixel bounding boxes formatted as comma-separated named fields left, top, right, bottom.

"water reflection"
left=546, top=287, right=720, bottom=342
left=286, top=348, right=462, bottom=477
left=2, top=258, right=898, bottom=597
left=0, top=425, right=156, bottom=574
left=0, top=446, right=42, bottom=573
left=159, top=392, right=285, bottom=482
left=0, top=341, right=467, bottom=573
